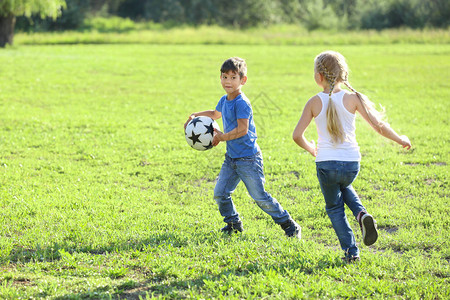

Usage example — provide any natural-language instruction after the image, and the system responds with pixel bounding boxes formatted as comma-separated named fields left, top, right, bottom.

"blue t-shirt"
left=215, top=93, right=261, bottom=158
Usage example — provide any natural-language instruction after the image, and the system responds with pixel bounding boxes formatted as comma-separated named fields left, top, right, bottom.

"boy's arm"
left=190, top=110, right=221, bottom=120
left=213, top=118, right=248, bottom=146
left=184, top=110, right=221, bottom=129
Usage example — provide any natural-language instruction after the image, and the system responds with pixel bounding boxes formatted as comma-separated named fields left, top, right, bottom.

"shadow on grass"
left=6, top=230, right=346, bottom=299
left=6, top=231, right=192, bottom=264
left=51, top=254, right=344, bottom=300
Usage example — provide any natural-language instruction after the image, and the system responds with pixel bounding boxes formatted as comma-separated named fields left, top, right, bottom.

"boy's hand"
left=184, top=114, right=196, bottom=129
left=399, top=135, right=412, bottom=150
left=213, top=128, right=224, bottom=146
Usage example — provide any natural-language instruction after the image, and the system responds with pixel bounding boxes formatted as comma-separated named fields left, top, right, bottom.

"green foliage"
left=15, top=0, right=88, bottom=32
left=0, top=41, right=449, bottom=298
left=360, top=0, right=450, bottom=29
left=12, top=0, right=450, bottom=32
left=302, top=0, right=343, bottom=30
left=215, top=0, right=282, bottom=28
left=115, top=0, right=281, bottom=28
left=82, top=16, right=137, bottom=32
left=0, top=0, right=66, bottom=19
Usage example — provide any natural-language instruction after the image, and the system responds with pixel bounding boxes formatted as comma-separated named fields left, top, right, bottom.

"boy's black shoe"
left=220, top=221, right=243, bottom=234
left=359, top=212, right=378, bottom=246
left=342, top=256, right=360, bottom=264
left=280, top=218, right=301, bottom=239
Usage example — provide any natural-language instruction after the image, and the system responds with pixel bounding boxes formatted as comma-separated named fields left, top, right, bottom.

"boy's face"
left=220, top=70, right=247, bottom=96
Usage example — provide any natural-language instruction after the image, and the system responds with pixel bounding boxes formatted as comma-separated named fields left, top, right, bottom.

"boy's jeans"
left=214, top=152, right=290, bottom=224
left=316, top=161, right=365, bottom=258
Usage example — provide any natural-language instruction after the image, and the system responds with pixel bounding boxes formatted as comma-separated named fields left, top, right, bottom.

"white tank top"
left=314, top=90, right=361, bottom=162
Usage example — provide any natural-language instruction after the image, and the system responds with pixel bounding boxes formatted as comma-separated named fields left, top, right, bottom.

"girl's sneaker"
left=359, top=212, right=378, bottom=246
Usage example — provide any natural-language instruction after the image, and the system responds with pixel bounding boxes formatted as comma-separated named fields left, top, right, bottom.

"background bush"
left=14, top=0, right=450, bottom=32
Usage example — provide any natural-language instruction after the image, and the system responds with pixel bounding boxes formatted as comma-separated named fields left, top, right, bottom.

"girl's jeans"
left=214, top=152, right=290, bottom=224
left=316, top=161, right=365, bottom=257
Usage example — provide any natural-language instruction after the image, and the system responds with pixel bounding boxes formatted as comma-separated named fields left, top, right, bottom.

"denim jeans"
left=214, top=152, right=290, bottom=224
left=316, top=161, right=366, bottom=257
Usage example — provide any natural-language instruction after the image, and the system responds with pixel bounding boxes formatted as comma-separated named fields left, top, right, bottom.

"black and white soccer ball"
left=185, top=116, right=220, bottom=151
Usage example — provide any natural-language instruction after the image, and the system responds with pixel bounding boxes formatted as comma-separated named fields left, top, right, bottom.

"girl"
left=293, top=51, right=411, bottom=262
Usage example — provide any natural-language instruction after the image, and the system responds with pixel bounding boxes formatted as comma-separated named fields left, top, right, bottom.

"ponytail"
left=317, top=60, right=345, bottom=144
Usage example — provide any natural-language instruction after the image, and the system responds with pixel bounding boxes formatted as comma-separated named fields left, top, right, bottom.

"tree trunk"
left=0, top=14, right=16, bottom=48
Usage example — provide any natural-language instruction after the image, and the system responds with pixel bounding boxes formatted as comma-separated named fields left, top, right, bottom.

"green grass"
left=13, top=25, right=450, bottom=46
left=0, top=41, right=449, bottom=299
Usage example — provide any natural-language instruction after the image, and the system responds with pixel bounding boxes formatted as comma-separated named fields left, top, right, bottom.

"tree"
left=0, top=0, right=66, bottom=47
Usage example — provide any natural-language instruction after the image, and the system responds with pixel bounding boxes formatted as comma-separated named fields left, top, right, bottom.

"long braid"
left=317, top=59, right=345, bottom=144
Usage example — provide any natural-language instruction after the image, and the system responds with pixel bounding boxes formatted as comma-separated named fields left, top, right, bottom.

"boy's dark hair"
left=220, top=57, right=247, bottom=78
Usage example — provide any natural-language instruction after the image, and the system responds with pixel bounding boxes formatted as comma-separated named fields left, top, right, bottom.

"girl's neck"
left=322, top=82, right=342, bottom=94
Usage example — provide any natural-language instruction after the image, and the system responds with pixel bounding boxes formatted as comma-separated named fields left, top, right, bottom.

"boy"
left=184, top=57, right=301, bottom=238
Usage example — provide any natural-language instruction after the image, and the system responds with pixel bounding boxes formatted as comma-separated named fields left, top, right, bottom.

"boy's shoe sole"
left=342, top=256, right=360, bottom=264
left=361, top=214, right=378, bottom=246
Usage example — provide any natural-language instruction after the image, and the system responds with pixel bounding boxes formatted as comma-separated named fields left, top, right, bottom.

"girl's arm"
left=354, top=95, right=411, bottom=149
left=213, top=118, right=248, bottom=146
left=293, top=98, right=317, bottom=157
left=184, top=110, right=222, bottom=129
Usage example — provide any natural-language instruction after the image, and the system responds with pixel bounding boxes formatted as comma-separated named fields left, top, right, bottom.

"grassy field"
left=13, top=25, right=450, bottom=46
left=0, top=38, right=449, bottom=298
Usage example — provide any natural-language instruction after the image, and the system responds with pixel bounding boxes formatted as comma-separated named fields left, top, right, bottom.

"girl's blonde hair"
left=314, top=51, right=384, bottom=143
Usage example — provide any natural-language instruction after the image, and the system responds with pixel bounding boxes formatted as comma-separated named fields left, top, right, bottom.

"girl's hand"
left=309, top=140, right=317, bottom=157
left=213, top=128, right=224, bottom=146
left=399, top=135, right=412, bottom=150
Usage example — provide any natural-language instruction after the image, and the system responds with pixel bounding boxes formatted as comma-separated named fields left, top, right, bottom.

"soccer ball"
left=185, top=116, right=220, bottom=151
